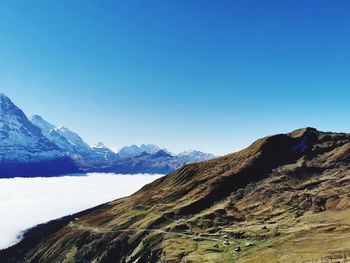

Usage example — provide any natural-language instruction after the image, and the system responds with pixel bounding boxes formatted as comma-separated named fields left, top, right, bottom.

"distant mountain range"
left=0, top=93, right=214, bottom=177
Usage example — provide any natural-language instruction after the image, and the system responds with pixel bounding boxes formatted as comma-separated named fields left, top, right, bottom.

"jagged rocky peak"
left=118, top=144, right=173, bottom=158
left=0, top=93, right=30, bottom=127
left=0, top=93, right=57, bottom=154
left=0, top=93, right=77, bottom=177
left=118, top=144, right=146, bottom=158
left=30, top=114, right=91, bottom=152
left=0, top=92, right=15, bottom=106
left=30, top=115, right=117, bottom=166
left=54, top=126, right=91, bottom=149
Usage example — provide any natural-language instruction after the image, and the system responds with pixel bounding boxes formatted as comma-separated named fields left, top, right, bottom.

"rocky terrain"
left=1, top=127, right=349, bottom=262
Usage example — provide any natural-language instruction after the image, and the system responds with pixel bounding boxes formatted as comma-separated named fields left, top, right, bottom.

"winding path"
left=69, top=221, right=223, bottom=242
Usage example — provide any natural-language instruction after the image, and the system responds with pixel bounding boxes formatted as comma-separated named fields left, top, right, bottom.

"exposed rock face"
left=2, top=128, right=350, bottom=262
left=0, top=94, right=62, bottom=162
left=0, top=94, right=78, bottom=177
left=30, top=115, right=118, bottom=168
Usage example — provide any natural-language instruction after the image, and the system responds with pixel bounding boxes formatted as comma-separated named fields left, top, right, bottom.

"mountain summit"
left=3, top=128, right=349, bottom=262
left=117, top=144, right=168, bottom=158
left=30, top=114, right=117, bottom=168
left=0, top=94, right=77, bottom=177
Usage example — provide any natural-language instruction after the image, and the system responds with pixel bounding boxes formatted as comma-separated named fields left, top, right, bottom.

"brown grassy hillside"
left=1, top=128, right=350, bottom=263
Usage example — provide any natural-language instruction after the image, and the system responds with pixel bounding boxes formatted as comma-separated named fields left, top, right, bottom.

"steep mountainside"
left=91, top=142, right=117, bottom=162
left=30, top=115, right=117, bottom=168
left=2, top=128, right=349, bottom=262
left=0, top=94, right=77, bottom=177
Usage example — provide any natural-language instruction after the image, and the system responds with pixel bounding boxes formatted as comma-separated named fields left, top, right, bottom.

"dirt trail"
left=69, top=221, right=223, bottom=242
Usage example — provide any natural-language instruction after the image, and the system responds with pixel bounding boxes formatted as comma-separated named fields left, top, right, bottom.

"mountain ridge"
left=0, top=93, right=215, bottom=177
left=2, top=127, right=349, bottom=262
left=29, top=115, right=215, bottom=174
left=0, top=94, right=78, bottom=177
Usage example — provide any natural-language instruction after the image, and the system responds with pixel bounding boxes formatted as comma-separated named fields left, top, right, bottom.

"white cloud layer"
left=0, top=173, right=162, bottom=249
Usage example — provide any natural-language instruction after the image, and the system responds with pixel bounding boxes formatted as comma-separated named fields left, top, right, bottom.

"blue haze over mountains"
left=0, top=93, right=214, bottom=177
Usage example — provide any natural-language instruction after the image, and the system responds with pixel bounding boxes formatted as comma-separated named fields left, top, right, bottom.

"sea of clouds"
left=0, top=173, right=162, bottom=249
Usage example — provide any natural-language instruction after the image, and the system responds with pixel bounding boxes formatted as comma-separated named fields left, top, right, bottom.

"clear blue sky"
left=1, top=0, right=350, bottom=155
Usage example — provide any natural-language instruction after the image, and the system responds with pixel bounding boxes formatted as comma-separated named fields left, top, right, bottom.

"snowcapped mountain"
left=117, top=144, right=172, bottom=158
left=0, top=93, right=77, bottom=177
left=139, top=144, right=162, bottom=154
left=91, top=142, right=117, bottom=162
left=31, top=115, right=91, bottom=154
left=30, top=115, right=76, bottom=154
left=0, top=94, right=62, bottom=162
left=118, top=145, right=143, bottom=158
left=30, top=115, right=117, bottom=167
left=0, top=93, right=215, bottom=176
left=177, top=149, right=215, bottom=162
left=105, top=146, right=215, bottom=174
left=55, top=126, right=92, bottom=153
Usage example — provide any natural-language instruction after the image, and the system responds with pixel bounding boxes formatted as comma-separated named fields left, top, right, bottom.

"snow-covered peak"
left=0, top=93, right=63, bottom=162
left=30, top=115, right=117, bottom=163
left=177, top=150, right=215, bottom=162
left=54, top=126, right=91, bottom=150
left=118, top=144, right=173, bottom=158
left=92, top=141, right=113, bottom=151
left=118, top=145, right=142, bottom=158
left=139, top=144, right=161, bottom=154
left=30, top=115, right=56, bottom=131
left=30, top=116, right=93, bottom=155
